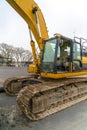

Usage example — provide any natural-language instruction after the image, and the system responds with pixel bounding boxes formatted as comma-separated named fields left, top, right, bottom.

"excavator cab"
left=41, top=35, right=82, bottom=73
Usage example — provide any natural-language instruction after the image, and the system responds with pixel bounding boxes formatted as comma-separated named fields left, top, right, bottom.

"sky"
left=0, top=0, right=87, bottom=50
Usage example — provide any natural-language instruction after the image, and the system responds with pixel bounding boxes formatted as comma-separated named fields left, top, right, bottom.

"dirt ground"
left=1, top=67, right=87, bottom=130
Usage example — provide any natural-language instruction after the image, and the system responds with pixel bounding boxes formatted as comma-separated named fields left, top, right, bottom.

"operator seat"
left=61, top=51, right=69, bottom=70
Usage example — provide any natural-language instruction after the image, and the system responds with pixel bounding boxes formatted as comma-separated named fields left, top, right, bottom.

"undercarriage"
left=3, top=76, right=87, bottom=120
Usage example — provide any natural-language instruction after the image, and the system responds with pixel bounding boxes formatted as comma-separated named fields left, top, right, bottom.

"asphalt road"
left=0, top=66, right=28, bottom=80
left=0, top=66, right=28, bottom=88
left=0, top=66, right=87, bottom=130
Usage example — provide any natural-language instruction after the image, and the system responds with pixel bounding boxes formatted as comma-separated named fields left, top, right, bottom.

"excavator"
left=4, top=0, right=87, bottom=120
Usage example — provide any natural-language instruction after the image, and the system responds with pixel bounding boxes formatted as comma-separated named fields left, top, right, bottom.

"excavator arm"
left=6, top=0, right=48, bottom=50
left=6, top=0, right=49, bottom=73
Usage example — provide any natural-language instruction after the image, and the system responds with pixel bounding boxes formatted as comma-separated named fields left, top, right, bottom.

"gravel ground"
left=0, top=66, right=87, bottom=130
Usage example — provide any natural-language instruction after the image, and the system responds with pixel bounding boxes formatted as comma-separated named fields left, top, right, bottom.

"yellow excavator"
left=4, top=0, right=87, bottom=120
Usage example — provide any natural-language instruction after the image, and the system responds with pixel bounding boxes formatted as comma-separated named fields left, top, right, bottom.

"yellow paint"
left=82, top=56, right=87, bottom=64
left=41, top=71, right=87, bottom=79
left=28, top=64, right=37, bottom=73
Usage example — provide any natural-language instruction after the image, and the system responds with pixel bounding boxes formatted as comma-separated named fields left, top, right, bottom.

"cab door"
left=72, top=42, right=82, bottom=71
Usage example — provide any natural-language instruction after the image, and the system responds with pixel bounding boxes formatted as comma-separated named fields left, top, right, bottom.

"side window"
left=73, top=43, right=81, bottom=60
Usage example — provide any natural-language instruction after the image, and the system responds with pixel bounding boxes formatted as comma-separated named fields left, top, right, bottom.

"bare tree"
left=0, top=43, right=32, bottom=62
left=0, top=43, right=14, bottom=58
left=13, top=47, right=32, bottom=62
left=21, top=50, right=32, bottom=62
left=13, top=47, right=22, bottom=62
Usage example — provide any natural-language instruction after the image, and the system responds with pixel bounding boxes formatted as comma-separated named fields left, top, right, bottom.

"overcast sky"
left=0, top=0, right=87, bottom=50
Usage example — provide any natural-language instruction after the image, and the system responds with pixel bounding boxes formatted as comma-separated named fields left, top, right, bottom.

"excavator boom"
left=6, top=0, right=49, bottom=51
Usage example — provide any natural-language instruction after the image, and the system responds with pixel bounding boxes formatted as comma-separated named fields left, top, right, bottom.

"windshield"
left=42, top=39, right=56, bottom=62
left=41, top=38, right=57, bottom=72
